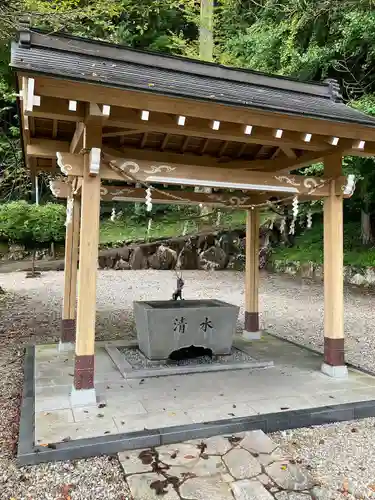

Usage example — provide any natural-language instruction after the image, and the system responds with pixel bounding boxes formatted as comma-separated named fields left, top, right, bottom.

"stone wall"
left=98, top=228, right=271, bottom=272
left=271, top=259, right=375, bottom=288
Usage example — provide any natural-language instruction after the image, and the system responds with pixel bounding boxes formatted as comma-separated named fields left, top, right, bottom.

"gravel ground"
left=0, top=269, right=375, bottom=499
left=272, top=419, right=375, bottom=499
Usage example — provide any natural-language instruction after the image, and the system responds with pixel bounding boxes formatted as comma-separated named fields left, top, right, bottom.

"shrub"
left=0, top=201, right=66, bottom=245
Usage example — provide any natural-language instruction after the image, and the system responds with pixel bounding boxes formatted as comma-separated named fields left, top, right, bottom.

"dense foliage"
left=1, top=0, right=375, bottom=246
left=0, top=201, right=66, bottom=244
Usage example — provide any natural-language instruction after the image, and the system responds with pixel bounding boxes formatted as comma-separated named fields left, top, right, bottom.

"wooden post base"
left=74, top=354, right=95, bottom=390
left=244, top=311, right=259, bottom=332
left=322, top=338, right=347, bottom=378
left=242, top=312, right=261, bottom=340
left=324, top=337, right=345, bottom=366
left=61, top=319, right=76, bottom=343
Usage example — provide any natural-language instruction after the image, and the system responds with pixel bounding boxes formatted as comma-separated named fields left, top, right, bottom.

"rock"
left=284, top=262, right=300, bottom=276
left=365, top=267, right=375, bottom=286
left=98, top=248, right=120, bottom=269
left=349, top=273, right=367, bottom=286
left=240, top=430, right=278, bottom=455
left=223, top=448, right=261, bottom=479
left=117, top=245, right=130, bottom=261
left=118, top=449, right=154, bottom=474
left=148, top=245, right=177, bottom=270
left=301, top=262, right=314, bottom=279
left=231, top=479, right=274, bottom=500
left=114, top=258, right=131, bottom=270
left=177, top=242, right=198, bottom=270
left=218, top=232, right=241, bottom=256
left=265, top=462, right=316, bottom=491
left=127, top=473, right=179, bottom=499
left=275, top=492, right=311, bottom=499
left=197, top=234, right=216, bottom=252
left=130, top=247, right=148, bottom=270
left=314, top=265, right=324, bottom=280
left=199, top=246, right=228, bottom=270
left=180, top=477, right=233, bottom=500
left=8, top=243, right=27, bottom=260
left=227, top=254, right=245, bottom=271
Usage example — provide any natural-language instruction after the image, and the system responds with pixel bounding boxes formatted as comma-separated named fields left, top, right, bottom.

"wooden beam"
left=33, top=76, right=375, bottom=142
left=28, top=139, right=70, bottom=157
left=50, top=180, right=270, bottom=207
left=70, top=122, right=85, bottom=153
left=281, top=147, right=297, bottom=159
left=244, top=208, right=260, bottom=334
left=103, top=129, right=141, bottom=138
left=56, top=152, right=354, bottom=198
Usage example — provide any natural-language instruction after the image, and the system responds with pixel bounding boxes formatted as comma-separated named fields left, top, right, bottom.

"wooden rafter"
left=33, top=77, right=375, bottom=143
left=161, top=133, right=169, bottom=151
left=140, top=132, right=148, bottom=148
left=218, top=141, right=229, bottom=157
left=181, top=136, right=190, bottom=153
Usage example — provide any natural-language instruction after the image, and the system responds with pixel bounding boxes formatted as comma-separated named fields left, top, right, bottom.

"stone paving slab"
left=33, top=339, right=375, bottom=446
left=117, top=429, right=319, bottom=500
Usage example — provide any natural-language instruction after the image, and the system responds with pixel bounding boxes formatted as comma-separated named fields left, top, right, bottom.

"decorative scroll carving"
left=143, top=165, right=177, bottom=174
left=274, top=175, right=326, bottom=195
left=207, top=194, right=251, bottom=207
left=56, top=152, right=73, bottom=175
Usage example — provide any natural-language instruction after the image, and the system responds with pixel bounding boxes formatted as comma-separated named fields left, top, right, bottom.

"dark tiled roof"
left=10, top=29, right=375, bottom=128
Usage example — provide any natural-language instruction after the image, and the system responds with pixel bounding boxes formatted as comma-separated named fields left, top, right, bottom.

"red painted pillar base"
left=244, top=311, right=259, bottom=332
left=324, top=338, right=345, bottom=366
left=61, top=319, right=76, bottom=344
left=74, top=354, right=95, bottom=390
left=322, top=338, right=347, bottom=378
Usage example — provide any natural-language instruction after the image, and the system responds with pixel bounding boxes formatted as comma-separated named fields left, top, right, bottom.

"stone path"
left=118, top=430, right=324, bottom=500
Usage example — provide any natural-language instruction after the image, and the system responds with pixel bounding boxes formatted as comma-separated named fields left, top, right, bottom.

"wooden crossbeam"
left=56, top=152, right=355, bottom=198
left=28, top=139, right=70, bottom=157
left=50, top=179, right=271, bottom=207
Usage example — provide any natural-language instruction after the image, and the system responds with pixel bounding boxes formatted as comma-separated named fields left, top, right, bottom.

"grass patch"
left=271, top=221, right=375, bottom=267
left=99, top=209, right=246, bottom=245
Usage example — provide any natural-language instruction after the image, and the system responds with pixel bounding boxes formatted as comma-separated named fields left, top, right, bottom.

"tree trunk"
left=361, top=209, right=374, bottom=245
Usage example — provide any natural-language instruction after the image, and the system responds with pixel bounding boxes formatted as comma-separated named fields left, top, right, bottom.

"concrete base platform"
left=18, top=334, right=375, bottom=465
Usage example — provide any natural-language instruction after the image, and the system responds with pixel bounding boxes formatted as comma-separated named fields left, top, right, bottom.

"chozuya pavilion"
left=10, top=22, right=375, bottom=463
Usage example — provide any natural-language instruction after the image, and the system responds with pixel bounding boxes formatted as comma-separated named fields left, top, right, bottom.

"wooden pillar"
left=61, top=196, right=80, bottom=345
left=73, top=109, right=102, bottom=396
left=244, top=208, right=260, bottom=338
left=322, top=155, right=346, bottom=377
